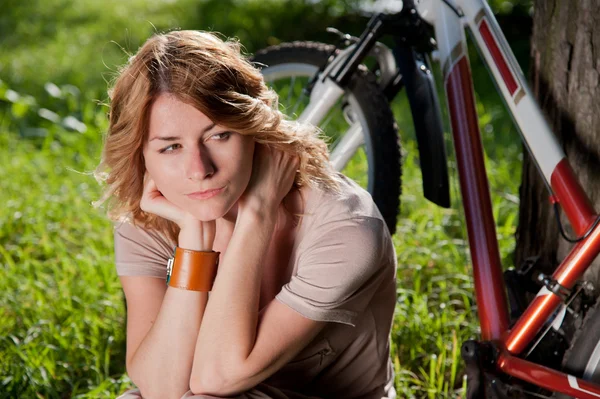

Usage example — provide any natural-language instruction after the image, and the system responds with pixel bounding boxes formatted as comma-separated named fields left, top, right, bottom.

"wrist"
left=167, top=247, right=220, bottom=292
left=178, top=222, right=214, bottom=251
left=240, top=196, right=279, bottom=219
left=239, top=201, right=278, bottom=224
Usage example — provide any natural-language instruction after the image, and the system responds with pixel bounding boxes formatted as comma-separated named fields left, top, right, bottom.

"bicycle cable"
left=553, top=202, right=600, bottom=243
left=441, top=0, right=464, bottom=18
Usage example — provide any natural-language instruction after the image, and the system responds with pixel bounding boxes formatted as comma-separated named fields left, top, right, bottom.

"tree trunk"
left=516, top=0, right=600, bottom=285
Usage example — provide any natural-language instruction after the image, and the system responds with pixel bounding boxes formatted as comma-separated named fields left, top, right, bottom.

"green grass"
left=0, top=120, right=130, bottom=398
left=0, top=83, right=522, bottom=398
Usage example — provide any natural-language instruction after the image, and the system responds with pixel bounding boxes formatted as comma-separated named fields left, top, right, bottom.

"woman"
left=96, top=30, right=397, bottom=399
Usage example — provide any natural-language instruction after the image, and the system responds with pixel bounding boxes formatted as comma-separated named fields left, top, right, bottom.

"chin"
left=186, top=207, right=227, bottom=222
left=175, top=187, right=240, bottom=222
left=180, top=198, right=232, bottom=222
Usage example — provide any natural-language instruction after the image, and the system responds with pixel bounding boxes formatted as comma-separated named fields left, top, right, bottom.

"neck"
left=218, top=203, right=239, bottom=234
left=218, top=187, right=303, bottom=232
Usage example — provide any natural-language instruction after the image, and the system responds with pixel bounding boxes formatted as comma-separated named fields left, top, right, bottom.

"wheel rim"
left=260, top=62, right=377, bottom=193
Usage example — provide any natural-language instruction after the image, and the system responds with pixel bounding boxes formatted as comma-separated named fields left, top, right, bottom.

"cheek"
left=144, top=155, right=182, bottom=195
left=214, top=138, right=254, bottom=180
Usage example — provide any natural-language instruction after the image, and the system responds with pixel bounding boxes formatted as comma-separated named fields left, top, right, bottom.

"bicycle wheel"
left=252, top=41, right=401, bottom=234
left=554, top=296, right=600, bottom=398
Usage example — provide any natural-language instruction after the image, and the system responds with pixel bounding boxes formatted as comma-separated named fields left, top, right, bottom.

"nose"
left=184, top=146, right=215, bottom=181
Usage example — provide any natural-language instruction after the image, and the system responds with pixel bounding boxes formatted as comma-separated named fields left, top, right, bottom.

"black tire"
left=252, top=41, right=402, bottom=234
left=554, top=296, right=600, bottom=399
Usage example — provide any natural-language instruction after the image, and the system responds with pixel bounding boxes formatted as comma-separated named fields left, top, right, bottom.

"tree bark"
left=516, top=0, right=600, bottom=285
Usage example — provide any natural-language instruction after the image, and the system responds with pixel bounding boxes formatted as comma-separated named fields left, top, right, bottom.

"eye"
left=159, top=143, right=181, bottom=153
left=210, top=132, right=231, bottom=141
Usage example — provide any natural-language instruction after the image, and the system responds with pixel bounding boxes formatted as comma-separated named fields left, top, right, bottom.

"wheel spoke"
left=290, top=90, right=307, bottom=118
left=320, top=109, right=337, bottom=132
left=286, top=75, right=297, bottom=106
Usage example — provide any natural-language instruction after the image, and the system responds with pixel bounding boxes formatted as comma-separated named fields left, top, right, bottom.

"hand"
left=239, top=144, right=299, bottom=216
left=140, top=172, right=216, bottom=250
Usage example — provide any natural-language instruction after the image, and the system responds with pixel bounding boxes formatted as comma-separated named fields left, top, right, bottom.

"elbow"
left=128, top=364, right=183, bottom=399
left=134, top=382, right=185, bottom=399
left=189, top=364, right=245, bottom=396
left=125, top=362, right=143, bottom=392
left=125, top=357, right=148, bottom=395
left=189, top=370, right=225, bottom=396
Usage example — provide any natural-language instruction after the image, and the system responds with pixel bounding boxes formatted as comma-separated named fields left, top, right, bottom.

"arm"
left=189, top=208, right=327, bottom=396
left=122, top=227, right=210, bottom=399
left=189, top=146, right=327, bottom=395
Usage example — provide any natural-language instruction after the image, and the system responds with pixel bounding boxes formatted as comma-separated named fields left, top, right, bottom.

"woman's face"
left=143, top=94, right=255, bottom=221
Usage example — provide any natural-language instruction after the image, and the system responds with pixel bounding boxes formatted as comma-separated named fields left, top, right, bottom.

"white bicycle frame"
left=302, top=0, right=563, bottom=181
left=300, top=1, right=600, bottom=397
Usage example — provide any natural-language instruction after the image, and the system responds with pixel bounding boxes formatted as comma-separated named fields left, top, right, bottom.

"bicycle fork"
left=297, top=13, right=392, bottom=172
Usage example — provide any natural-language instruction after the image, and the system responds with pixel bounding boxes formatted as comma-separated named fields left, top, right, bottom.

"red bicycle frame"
left=431, top=0, right=600, bottom=396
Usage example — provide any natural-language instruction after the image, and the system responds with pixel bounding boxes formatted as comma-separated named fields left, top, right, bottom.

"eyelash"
left=159, top=132, right=231, bottom=153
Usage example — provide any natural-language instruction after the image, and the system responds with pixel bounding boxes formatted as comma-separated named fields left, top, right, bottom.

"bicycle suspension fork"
left=297, top=15, right=388, bottom=172
left=299, top=14, right=386, bottom=126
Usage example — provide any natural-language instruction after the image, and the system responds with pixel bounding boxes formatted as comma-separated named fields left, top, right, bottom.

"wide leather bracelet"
left=166, top=247, right=220, bottom=292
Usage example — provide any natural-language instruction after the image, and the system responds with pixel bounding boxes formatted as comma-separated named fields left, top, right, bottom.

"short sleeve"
left=275, top=216, right=391, bottom=327
left=113, top=221, right=175, bottom=278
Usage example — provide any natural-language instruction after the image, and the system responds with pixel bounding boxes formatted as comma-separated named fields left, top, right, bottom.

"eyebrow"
left=149, top=123, right=217, bottom=142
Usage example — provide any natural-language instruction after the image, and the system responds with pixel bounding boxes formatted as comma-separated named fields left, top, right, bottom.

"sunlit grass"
left=0, top=127, right=129, bottom=398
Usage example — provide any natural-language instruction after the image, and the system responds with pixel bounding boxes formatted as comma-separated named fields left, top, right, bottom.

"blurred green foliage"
left=0, top=0, right=365, bottom=99
left=0, top=0, right=533, bottom=144
left=0, top=0, right=531, bottom=97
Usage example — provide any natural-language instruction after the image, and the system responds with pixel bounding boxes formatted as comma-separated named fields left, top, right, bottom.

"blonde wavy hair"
left=95, top=30, right=339, bottom=243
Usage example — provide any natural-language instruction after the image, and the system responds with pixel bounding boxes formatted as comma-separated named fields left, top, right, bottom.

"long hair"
left=94, top=30, right=339, bottom=243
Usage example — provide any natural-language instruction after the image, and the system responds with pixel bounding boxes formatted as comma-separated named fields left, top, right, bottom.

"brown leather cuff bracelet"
left=166, top=247, right=220, bottom=292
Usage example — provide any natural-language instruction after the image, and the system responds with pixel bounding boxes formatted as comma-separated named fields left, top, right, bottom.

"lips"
left=186, top=187, right=224, bottom=200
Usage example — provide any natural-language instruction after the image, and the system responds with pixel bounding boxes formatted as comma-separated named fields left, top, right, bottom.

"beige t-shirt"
left=114, top=175, right=398, bottom=399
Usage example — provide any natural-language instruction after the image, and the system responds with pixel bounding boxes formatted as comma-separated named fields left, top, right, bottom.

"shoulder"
left=114, top=219, right=174, bottom=250
left=113, top=219, right=175, bottom=278
left=303, top=173, right=387, bottom=231
left=297, top=174, right=393, bottom=260
left=277, top=176, right=396, bottom=326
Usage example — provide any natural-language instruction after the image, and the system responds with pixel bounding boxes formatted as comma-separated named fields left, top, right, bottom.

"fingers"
left=141, top=173, right=161, bottom=205
left=139, top=173, right=181, bottom=222
left=242, top=146, right=302, bottom=212
left=139, top=174, right=216, bottom=249
left=267, top=147, right=299, bottom=196
left=142, top=171, right=154, bottom=193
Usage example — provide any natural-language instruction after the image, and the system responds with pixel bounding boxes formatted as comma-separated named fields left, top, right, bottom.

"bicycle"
left=251, top=0, right=600, bottom=398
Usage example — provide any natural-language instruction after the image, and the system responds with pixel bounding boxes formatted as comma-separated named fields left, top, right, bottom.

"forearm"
left=128, top=228, right=210, bottom=399
left=128, top=289, right=208, bottom=398
left=191, top=208, right=276, bottom=391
